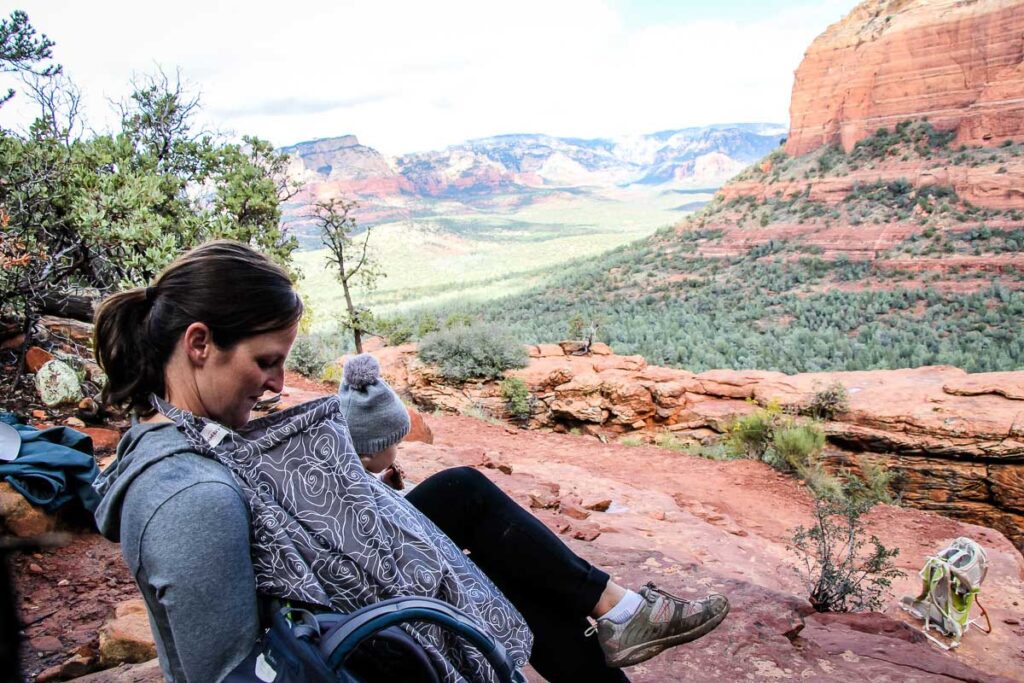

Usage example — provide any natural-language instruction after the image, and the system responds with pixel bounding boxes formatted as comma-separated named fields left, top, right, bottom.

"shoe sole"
left=606, top=601, right=731, bottom=668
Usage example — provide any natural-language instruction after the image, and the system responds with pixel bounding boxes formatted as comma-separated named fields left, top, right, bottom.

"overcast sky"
left=2, top=0, right=858, bottom=155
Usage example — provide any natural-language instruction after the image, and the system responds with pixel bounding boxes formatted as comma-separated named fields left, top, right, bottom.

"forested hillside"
left=377, top=122, right=1024, bottom=374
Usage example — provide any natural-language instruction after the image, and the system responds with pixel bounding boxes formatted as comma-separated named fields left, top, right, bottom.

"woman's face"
left=198, top=323, right=298, bottom=428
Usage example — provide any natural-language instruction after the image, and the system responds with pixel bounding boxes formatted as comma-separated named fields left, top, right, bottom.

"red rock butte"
left=786, top=0, right=1024, bottom=156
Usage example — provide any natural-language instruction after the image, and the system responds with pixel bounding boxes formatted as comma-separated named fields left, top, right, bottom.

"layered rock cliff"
left=786, top=0, right=1024, bottom=156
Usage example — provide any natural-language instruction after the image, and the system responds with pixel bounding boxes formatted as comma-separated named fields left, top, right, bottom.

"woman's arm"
left=139, top=481, right=260, bottom=682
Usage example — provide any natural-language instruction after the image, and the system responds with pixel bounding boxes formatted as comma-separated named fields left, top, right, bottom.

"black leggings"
left=406, top=466, right=629, bottom=683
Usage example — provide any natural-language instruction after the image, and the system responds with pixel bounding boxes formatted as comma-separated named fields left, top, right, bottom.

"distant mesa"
left=787, top=0, right=1024, bottom=156
left=279, top=124, right=785, bottom=220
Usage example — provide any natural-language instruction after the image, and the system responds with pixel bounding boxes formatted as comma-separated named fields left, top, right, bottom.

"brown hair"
left=94, top=240, right=303, bottom=414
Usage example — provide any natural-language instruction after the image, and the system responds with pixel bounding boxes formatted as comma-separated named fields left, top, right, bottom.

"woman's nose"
left=265, top=368, right=285, bottom=394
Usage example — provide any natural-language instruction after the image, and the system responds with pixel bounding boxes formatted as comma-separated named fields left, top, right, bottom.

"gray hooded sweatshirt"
left=93, top=422, right=260, bottom=682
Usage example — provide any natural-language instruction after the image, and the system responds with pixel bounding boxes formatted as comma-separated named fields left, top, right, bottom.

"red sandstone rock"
left=0, top=482, right=55, bottom=538
left=786, top=0, right=1024, bottom=156
left=25, top=346, right=54, bottom=373
left=31, top=635, right=63, bottom=652
left=82, top=427, right=122, bottom=452
left=99, top=599, right=157, bottom=666
left=404, top=407, right=433, bottom=445
left=559, top=499, right=592, bottom=520
left=62, top=659, right=163, bottom=683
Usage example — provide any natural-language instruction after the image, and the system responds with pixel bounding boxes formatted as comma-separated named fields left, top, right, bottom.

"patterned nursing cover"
left=152, top=394, right=532, bottom=682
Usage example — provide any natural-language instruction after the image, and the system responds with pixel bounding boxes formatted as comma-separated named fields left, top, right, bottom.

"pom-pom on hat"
left=338, top=353, right=411, bottom=455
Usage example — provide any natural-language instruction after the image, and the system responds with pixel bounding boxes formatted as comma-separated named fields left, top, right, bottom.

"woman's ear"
left=182, top=322, right=213, bottom=367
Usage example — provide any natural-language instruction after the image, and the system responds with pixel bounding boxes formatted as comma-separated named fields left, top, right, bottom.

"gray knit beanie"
left=338, top=353, right=411, bottom=455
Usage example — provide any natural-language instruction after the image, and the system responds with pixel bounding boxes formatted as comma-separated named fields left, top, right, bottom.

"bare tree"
left=310, top=197, right=382, bottom=353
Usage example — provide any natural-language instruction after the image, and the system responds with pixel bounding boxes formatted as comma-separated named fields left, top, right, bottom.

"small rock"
left=0, top=482, right=56, bottom=538
left=64, top=416, right=86, bottom=429
left=31, top=409, right=47, bottom=420
left=78, top=397, right=101, bottom=420
left=99, top=599, right=157, bottom=666
left=0, top=333, right=25, bottom=350
left=30, top=635, right=63, bottom=652
left=560, top=500, right=592, bottom=520
left=404, top=407, right=433, bottom=445
left=58, top=653, right=95, bottom=678
left=82, top=427, right=121, bottom=452
left=25, top=346, right=55, bottom=373
left=1004, top=618, right=1020, bottom=626
left=583, top=499, right=612, bottom=512
left=648, top=510, right=667, bottom=521
left=631, top=420, right=646, bottom=430
left=35, top=359, right=83, bottom=407
left=57, top=578, right=70, bottom=587
left=572, top=523, right=602, bottom=541
left=496, top=464, right=513, bottom=475
left=35, top=664, right=63, bottom=683
left=528, top=491, right=559, bottom=509
left=29, top=562, right=44, bottom=574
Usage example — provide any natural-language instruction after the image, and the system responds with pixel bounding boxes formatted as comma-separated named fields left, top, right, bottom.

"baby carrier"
left=900, top=537, right=992, bottom=649
left=155, top=395, right=532, bottom=682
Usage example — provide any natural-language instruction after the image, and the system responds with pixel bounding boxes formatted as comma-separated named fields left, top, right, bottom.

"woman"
left=91, top=240, right=728, bottom=683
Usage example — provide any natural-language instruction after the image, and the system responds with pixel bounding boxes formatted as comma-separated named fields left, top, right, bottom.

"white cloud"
left=1, top=0, right=857, bottom=154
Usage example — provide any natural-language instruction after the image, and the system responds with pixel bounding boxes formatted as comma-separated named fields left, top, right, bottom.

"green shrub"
left=499, top=377, right=532, bottom=419
left=852, top=458, right=895, bottom=505
left=724, top=403, right=781, bottom=458
left=374, top=315, right=414, bottom=345
left=566, top=314, right=586, bottom=339
left=320, top=362, right=344, bottom=385
left=418, top=323, right=528, bottom=382
left=805, top=381, right=850, bottom=420
left=619, top=435, right=643, bottom=447
left=654, top=431, right=691, bottom=453
left=416, top=314, right=440, bottom=337
left=790, top=495, right=905, bottom=612
left=287, top=334, right=332, bottom=378
left=444, top=312, right=475, bottom=329
left=771, top=423, right=826, bottom=471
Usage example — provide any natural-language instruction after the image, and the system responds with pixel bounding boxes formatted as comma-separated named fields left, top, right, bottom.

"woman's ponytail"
left=94, top=287, right=167, bottom=415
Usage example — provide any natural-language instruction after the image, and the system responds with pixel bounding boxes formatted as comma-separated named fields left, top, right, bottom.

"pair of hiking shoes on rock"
left=590, top=583, right=730, bottom=668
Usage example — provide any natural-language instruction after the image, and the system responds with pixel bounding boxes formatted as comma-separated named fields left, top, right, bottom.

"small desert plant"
left=724, top=401, right=783, bottom=458
left=286, top=334, right=332, bottom=378
left=319, top=362, right=345, bottom=385
left=374, top=315, right=414, bottom=345
left=566, top=313, right=586, bottom=339
left=499, top=377, right=532, bottom=420
left=459, top=402, right=503, bottom=426
left=418, top=323, right=528, bottom=382
left=770, top=423, right=826, bottom=472
left=853, top=457, right=896, bottom=505
left=806, top=381, right=850, bottom=420
left=790, top=493, right=905, bottom=613
left=654, top=431, right=691, bottom=453
left=619, top=435, right=644, bottom=447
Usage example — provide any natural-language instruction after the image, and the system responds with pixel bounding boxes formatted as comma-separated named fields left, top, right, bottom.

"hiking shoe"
left=592, top=582, right=729, bottom=667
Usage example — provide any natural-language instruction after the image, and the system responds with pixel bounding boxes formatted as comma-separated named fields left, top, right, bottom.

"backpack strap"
left=319, top=596, right=526, bottom=683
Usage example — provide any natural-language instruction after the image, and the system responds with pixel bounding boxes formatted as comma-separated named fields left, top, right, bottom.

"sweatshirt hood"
left=92, top=421, right=195, bottom=541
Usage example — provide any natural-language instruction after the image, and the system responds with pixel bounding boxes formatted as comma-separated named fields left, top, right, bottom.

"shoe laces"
left=643, top=581, right=689, bottom=604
